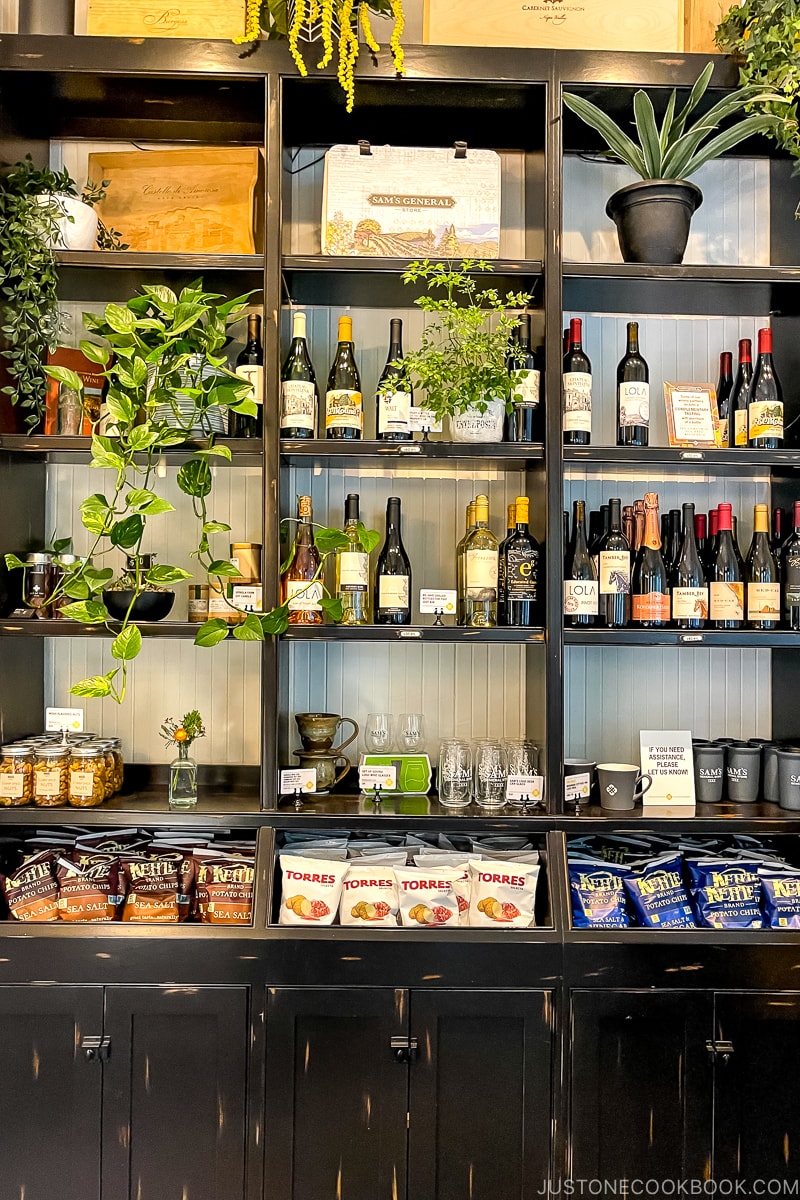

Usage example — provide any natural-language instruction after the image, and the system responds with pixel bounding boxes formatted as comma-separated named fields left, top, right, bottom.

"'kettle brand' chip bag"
left=279, top=855, right=349, bottom=925
left=195, top=855, right=255, bottom=925
left=569, top=858, right=630, bottom=928
left=1, top=850, right=59, bottom=922
left=686, top=858, right=763, bottom=929
left=56, top=855, right=118, bottom=922
left=394, top=865, right=467, bottom=927
left=121, top=854, right=183, bottom=923
left=759, top=867, right=800, bottom=928
left=623, top=854, right=696, bottom=929
left=468, top=858, right=539, bottom=928
left=340, top=862, right=400, bottom=926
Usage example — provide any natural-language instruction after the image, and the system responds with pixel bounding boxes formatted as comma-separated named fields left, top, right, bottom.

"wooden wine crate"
left=684, top=0, right=729, bottom=53
left=86, top=148, right=261, bottom=254
left=423, top=0, right=685, bottom=52
left=83, top=0, right=247, bottom=39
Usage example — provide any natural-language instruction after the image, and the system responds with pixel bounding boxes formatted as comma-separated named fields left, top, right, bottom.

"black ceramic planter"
left=103, top=589, right=176, bottom=623
left=606, top=179, right=703, bottom=265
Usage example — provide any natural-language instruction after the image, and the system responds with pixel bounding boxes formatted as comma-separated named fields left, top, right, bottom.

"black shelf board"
left=564, top=263, right=800, bottom=284
left=0, top=789, right=263, bottom=826
left=273, top=792, right=550, bottom=826
left=559, top=801, right=800, bottom=833
left=0, top=619, right=205, bottom=640
left=280, top=439, right=544, bottom=466
left=56, top=250, right=264, bottom=272
left=564, top=628, right=800, bottom=648
left=0, top=435, right=262, bottom=465
left=283, top=624, right=545, bottom=643
left=562, top=261, right=789, bottom=317
left=283, top=255, right=543, bottom=277
left=563, top=446, right=798, bottom=472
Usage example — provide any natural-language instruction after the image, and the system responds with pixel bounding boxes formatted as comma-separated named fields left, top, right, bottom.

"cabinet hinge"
left=406, top=1111, right=411, bottom=1130
left=706, top=1038, right=734, bottom=1065
left=81, top=1035, right=111, bottom=1063
left=390, top=1036, right=418, bottom=1063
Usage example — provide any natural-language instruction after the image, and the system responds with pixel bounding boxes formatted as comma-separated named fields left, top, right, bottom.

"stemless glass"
left=503, top=738, right=540, bottom=807
left=365, top=713, right=393, bottom=753
left=438, top=739, right=472, bottom=808
left=473, top=739, right=507, bottom=809
left=398, top=713, right=424, bottom=752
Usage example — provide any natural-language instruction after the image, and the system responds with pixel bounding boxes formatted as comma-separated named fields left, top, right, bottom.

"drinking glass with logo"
left=473, top=739, right=507, bottom=809
left=503, top=738, right=539, bottom=807
left=438, top=739, right=472, bottom=808
left=398, top=713, right=424, bottom=752
left=365, top=713, right=393, bottom=754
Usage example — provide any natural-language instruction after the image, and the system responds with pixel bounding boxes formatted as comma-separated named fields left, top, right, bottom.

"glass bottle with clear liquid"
left=169, top=742, right=198, bottom=809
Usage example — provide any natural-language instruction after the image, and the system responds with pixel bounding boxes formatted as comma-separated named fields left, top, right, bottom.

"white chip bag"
left=394, top=865, right=469, bottom=928
left=468, top=858, right=539, bottom=928
left=279, top=855, right=349, bottom=925
left=340, top=862, right=401, bottom=926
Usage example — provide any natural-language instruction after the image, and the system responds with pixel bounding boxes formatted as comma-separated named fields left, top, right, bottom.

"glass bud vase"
left=169, top=742, right=198, bottom=809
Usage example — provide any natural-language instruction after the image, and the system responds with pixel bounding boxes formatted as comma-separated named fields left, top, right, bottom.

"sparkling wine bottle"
left=632, top=492, right=670, bottom=627
left=325, top=315, right=362, bottom=440
left=501, top=496, right=540, bottom=627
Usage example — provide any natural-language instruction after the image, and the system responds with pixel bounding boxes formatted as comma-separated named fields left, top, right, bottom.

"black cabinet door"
left=714, top=992, right=800, bottom=1184
left=0, top=985, right=104, bottom=1200
left=265, top=987, right=409, bottom=1200
left=571, top=991, right=712, bottom=1184
left=102, top=985, right=249, bottom=1200
left=408, top=990, right=553, bottom=1200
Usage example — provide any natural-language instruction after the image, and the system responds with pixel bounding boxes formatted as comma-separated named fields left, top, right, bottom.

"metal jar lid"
left=70, top=746, right=104, bottom=759
left=35, top=745, right=69, bottom=758
left=25, top=552, right=53, bottom=564
left=1, top=745, right=32, bottom=757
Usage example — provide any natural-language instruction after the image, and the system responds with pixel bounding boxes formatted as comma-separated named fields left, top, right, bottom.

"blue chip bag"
left=686, top=858, right=763, bottom=929
left=569, top=857, right=630, bottom=928
left=623, top=853, right=696, bottom=928
left=760, top=868, right=800, bottom=929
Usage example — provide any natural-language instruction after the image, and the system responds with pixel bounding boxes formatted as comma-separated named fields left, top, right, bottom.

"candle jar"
left=0, top=745, right=34, bottom=806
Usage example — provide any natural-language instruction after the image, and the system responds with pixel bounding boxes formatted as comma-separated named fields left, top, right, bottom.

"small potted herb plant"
left=563, top=62, right=786, bottom=264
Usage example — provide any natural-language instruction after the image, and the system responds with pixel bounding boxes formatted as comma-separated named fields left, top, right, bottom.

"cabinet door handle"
left=81, top=1035, right=111, bottom=1063
left=706, top=1038, right=734, bottom=1065
left=390, top=1036, right=418, bottom=1063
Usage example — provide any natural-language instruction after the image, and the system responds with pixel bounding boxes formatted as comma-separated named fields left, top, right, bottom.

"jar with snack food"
left=0, top=745, right=34, bottom=806
left=33, top=745, right=69, bottom=807
left=68, top=745, right=107, bottom=808
left=107, top=737, right=124, bottom=793
left=91, top=741, right=117, bottom=799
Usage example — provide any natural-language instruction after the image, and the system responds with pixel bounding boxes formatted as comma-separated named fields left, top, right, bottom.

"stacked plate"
left=151, top=357, right=229, bottom=438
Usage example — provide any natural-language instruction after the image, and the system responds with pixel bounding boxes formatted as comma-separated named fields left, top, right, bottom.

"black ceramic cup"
left=564, top=759, right=596, bottom=806
left=777, top=748, right=800, bottom=812
left=693, top=742, right=725, bottom=804
left=725, top=741, right=761, bottom=803
left=754, top=741, right=779, bottom=804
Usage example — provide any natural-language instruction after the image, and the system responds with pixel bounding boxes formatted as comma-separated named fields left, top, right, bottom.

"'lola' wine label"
left=564, top=580, right=598, bottom=615
left=618, top=382, right=650, bottom=427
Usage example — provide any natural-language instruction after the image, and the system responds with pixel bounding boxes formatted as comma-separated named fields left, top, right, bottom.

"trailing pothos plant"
left=4, top=281, right=260, bottom=703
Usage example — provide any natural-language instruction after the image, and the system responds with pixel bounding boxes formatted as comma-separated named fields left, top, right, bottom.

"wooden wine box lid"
left=86, top=148, right=263, bottom=255
left=82, top=0, right=247, bottom=39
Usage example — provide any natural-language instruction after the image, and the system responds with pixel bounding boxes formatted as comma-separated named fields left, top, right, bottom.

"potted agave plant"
left=563, top=61, right=786, bottom=264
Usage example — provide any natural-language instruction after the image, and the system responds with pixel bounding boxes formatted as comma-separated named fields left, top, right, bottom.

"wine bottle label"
left=378, top=576, right=409, bottom=609
left=734, top=410, right=748, bottom=446
left=70, top=771, right=96, bottom=799
left=506, top=546, right=539, bottom=598
left=709, top=581, right=744, bottom=621
left=747, top=582, right=780, bottom=619
left=564, top=580, right=598, bottom=615
left=563, top=372, right=592, bottom=433
left=511, top=369, right=540, bottom=409
left=35, top=770, right=61, bottom=797
left=599, top=551, right=630, bottom=595
left=325, top=390, right=363, bottom=432
left=466, top=549, right=499, bottom=594
left=748, top=401, right=783, bottom=440
left=632, top=591, right=670, bottom=622
left=717, top=418, right=729, bottom=448
left=672, top=586, right=709, bottom=620
left=338, top=552, right=368, bottom=592
left=785, top=552, right=800, bottom=604
left=377, top=390, right=412, bottom=434
left=281, top=381, right=316, bottom=430
left=286, top=579, right=323, bottom=612
left=0, top=773, right=25, bottom=799
left=618, top=382, right=650, bottom=427
left=235, top=364, right=264, bottom=405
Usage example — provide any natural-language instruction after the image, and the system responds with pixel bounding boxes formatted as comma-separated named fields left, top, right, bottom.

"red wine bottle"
left=631, top=492, right=669, bottom=627
left=748, top=327, right=783, bottom=450
left=783, top=501, right=800, bottom=630
left=616, top=320, right=649, bottom=447
left=563, top=317, right=591, bottom=446
left=598, top=497, right=630, bottom=628
left=716, top=351, right=733, bottom=448
left=506, top=313, right=540, bottom=443
left=731, top=339, right=752, bottom=448
left=376, top=318, right=412, bottom=442
left=710, top=503, right=744, bottom=629
left=564, top=499, right=598, bottom=627
left=694, top=512, right=707, bottom=568
left=672, top=503, right=708, bottom=629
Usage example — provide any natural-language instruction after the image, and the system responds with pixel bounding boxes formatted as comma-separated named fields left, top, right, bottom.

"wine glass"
left=365, top=713, right=393, bottom=754
left=398, top=713, right=424, bottom=752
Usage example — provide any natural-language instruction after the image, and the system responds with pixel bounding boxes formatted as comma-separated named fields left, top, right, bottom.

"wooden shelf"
left=563, top=446, right=798, bottom=472
left=283, top=625, right=545, bottom=643
left=56, top=251, right=264, bottom=271
left=281, top=439, right=544, bottom=467
left=283, top=255, right=543, bottom=276
left=0, top=435, right=262, bottom=465
left=0, top=619, right=205, bottom=639
left=564, top=628, right=800, bottom=648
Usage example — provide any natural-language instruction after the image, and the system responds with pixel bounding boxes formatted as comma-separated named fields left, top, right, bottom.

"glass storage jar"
left=93, top=741, right=117, bottom=799
left=33, top=745, right=70, bottom=807
left=0, top=745, right=33, bottom=806
left=106, top=737, right=124, bottom=793
left=68, top=745, right=106, bottom=808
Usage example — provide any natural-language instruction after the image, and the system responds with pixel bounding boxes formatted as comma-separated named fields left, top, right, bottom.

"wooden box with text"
left=82, top=0, right=246, bottom=39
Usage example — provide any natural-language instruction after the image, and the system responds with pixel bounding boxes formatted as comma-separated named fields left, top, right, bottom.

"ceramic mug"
left=294, top=751, right=350, bottom=792
left=777, top=748, right=800, bottom=812
left=725, top=741, right=761, bottom=803
left=693, top=742, right=725, bottom=804
left=295, top=712, right=358, bottom=753
left=597, top=762, right=653, bottom=811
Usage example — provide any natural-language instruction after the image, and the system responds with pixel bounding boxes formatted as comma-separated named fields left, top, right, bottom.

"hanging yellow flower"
left=233, top=0, right=262, bottom=44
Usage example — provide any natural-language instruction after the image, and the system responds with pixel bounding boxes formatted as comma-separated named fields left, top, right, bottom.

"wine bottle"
left=710, top=502, right=744, bottom=629
left=716, top=351, right=733, bottom=448
left=598, top=497, right=631, bottom=628
left=633, top=499, right=645, bottom=555
left=376, top=317, right=412, bottom=442
left=660, top=513, right=669, bottom=557
left=280, top=310, right=318, bottom=439
left=732, top=515, right=746, bottom=577
left=335, top=493, right=369, bottom=625
left=783, top=501, right=800, bottom=630
left=456, top=500, right=477, bottom=627
left=694, top=512, right=707, bottom=567
left=563, top=326, right=571, bottom=358
left=501, top=495, right=540, bottom=627
left=563, top=510, right=570, bottom=556
left=748, top=326, right=783, bottom=449
left=731, top=339, right=753, bottom=448
left=325, top=315, right=362, bottom=440
left=632, top=492, right=670, bottom=627
left=506, top=314, right=540, bottom=443
left=672, top=503, right=708, bottom=630
left=563, top=317, right=591, bottom=446
left=463, top=494, right=499, bottom=628
left=746, top=503, right=780, bottom=630
left=375, top=497, right=411, bottom=625
left=232, top=313, right=264, bottom=438
left=497, top=502, right=516, bottom=626
left=281, top=495, right=323, bottom=625
left=704, top=508, right=719, bottom=579
left=616, top=320, right=649, bottom=447
left=622, top=505, right=635, bottom=553
left=564, top=499, right=598, bottom=627
left=771, top=507, right=785, bottom=559
left=665, top=509, right=682, bottom=578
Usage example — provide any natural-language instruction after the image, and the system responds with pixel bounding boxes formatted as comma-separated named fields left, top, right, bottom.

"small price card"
left=46, top=707, right=84, bottom=733
left=640, top=730, right=695, bottom=806
left=506, top=774, right=544, bottom=802
left=359, top=764, right=397, bottom=792
left=280, top=769, right=317, bottom=795
left=565, top=774, right=591, bottom=804
left=408, top=406, right=443, bottom=434
left=419, top=589, right=457, bottom=615
left=663, top=383, right=719, bottom=448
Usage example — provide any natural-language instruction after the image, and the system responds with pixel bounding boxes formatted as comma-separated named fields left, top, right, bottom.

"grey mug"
left=597, top=762, right=653, bottom=812
left=777, top=748, right=800, bottom=812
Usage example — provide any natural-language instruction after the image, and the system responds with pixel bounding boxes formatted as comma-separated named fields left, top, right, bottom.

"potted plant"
left=390, top=259, right=531, bottom=443
left=563, top=62, right=787, bottom=264
left=161, top=709, right=206, bottom=808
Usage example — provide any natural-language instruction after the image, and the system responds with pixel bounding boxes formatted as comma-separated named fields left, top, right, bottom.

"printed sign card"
left=640, top=730, right=695, bottom=806
left=663, top=382, right=719, bottom=448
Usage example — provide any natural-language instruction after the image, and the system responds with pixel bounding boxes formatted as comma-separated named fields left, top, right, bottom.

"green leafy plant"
left=563, top=60, right=787, bottom=181
left=392, top=260, right=531, bottom=425
left=716, top=0, right=800, bottom=166
left=160, top=710, right=206, bottom=749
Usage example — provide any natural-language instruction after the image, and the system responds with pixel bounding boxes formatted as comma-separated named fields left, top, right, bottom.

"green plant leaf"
left=171, top=302, right=208, bottom=335
left=128, top=426, right=160, bottom=452
left=633, top=89, right=663, bottom=178
left=680, top=112, right=784, bottom=178
left=51, top=537, right=72, bottom=555
left=90, top=436, right=125, bottom=471
left=357, top=524, right=381, bottom=555
left=320, top=596, right=344, bottom=622
left=671, top=59, right=715, bottom=139
left=104, top=391, right=137, bottom=425
left=176, top=459, right=212, bottom=498
left=126, top=488, right=157, bottom=508
left=4, top=553, right=26, bottom=571
left=261, top=603, right=290, bottom=637
left=208, top=559, right=242, bottom=578
left=139, top=497, right=174, bottom=516
left=202, top=521, right=231, bottom=535
left=104, top=303, right=137, bottom=334
left=61, top=599, right=109, bottom=624
left=314, top=528, right=349, bottom=553
left=63, top=577, right=90, bottom=599
left=44, top=365, right=84, bottom=393
left=229, top=396, right=258, bottom=417
left=70, top=674, right=113, bottom=698
left=110, top=514, right=144, bottom=549
left=82, top=566, right=114, bottom=591
left=658, top=88, right=677, bottom=157
left=195, top=444, right=233, bottom=461
left=562, top=92, right=647, bottom=176
left=111, top=624, right=142, bottom=661
left=79, top=340, right=111, bottom=367
left=232, top=612, right=265, bottom=641
left=193, top=618, right=229, bottom=647
left=145, top=564, right=191, bottom=585
left=141, top=284, right=177, bottom=309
